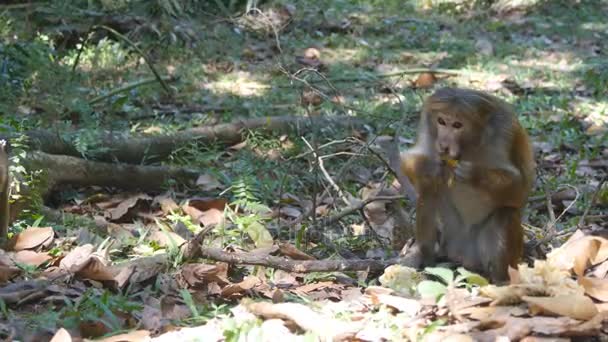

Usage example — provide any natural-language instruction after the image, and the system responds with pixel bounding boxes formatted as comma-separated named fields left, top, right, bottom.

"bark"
left=21, top=115, right=363, bottom=164
left=23, top=151, right=199, bottom=191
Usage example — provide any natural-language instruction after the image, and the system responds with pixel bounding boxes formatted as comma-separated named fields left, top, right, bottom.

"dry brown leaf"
left=413, top=72, right=437, bottom=89
left=592, top=259, right=608, bottom=278
left=108, top=194, right=152, bottom=221
left=293, top=281, right=335, bottom=295
left=12, top=250, right=52, bottom=267
left=445, top=287, right=493, bottom=316
left=522, top=294, right=598, bottom=320
left=0, top=265, right=20, bottom=282
left=94, top=330, right=150, bottom=342
left=364, top=286, right=395, bottom=296
left=272, top=288, right=285, bottom=303
left=278, top=242, right=315, bottom=261
left=198, top=208, right=224, bottom=227
left=12, top=227, right=54, bottom=251
left=161, top=295, right=192, bottom=321
left=221, top=276, right=261, bottom=298
left=370, top=293, right=422, bottom=316
left=149, top=230, right=186, bottom=248
left=76, top=256, right=118, bottom=282
left=155, top=195, right=180, bottom=214
left=181, top=263, right=230, bottom=287
left=245, top=301, right=359, bottom=341
left=49, top=328, right=72, bottom=342
left=458, top=305, right=527, bottom=321
left=272, top=270, right=298, bottom=287
left=579, top=276, right=608, bottom=302
left=188, top=197, right=228, bottom=212
left=140, top=305, right=163, bottom=331
left=547, top=230, right=608, bottom=276
left=520, top=337, right=570, bottom=342
left=181, top=203, right=204, bottom=224
left=59, top=244, right=95, bottom=273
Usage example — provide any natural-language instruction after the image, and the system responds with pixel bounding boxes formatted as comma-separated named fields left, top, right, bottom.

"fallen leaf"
left=60, top=244, right=95, bottom=273
left=155, top=195, right=180, bottom=214
left=413, top=72, right=436, bottom=89
left=95, top=330, right=150, bottom=342
left=50, top=328, right=72, bottom=342
left=181, top=263, right=230, bottom=287
left=579, top=276, right=608, bottom=302
left=140, top=305, right=163, bottom=331
left=294, top=281, right=335, bottom=294
left=188, top=197, right=228, bottom=212
left=523, top=294, right=598, bottom=320
left=12, top=227, right=54, bottom=251
left=221, top=276, right=261, bottom=297
left=161, top=295, right=192, bottom=321
left=76, top=255, right=119, bottom=282
left=199, top=208, right=224, bottom=227
left=278, top=243, right=315, bottom=260
left=547, top=230, right=608, bottom=276
left=246, top=221, right=273, bottom=248
left=370, top=293, right=422, bottom=316
left=272, top=270, right=298, bottom=287
left=108, top=194, right=152, bottom=221
left=245, top=301, right=359, bottom=341
left=149, top=230, right=186, bottom=248
left=12, top=250, right=52, bottom=267
left=0, top=265, right=20, bottom=282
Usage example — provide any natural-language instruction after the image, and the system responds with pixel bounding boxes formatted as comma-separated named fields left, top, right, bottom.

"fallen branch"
left=197, top=246, right=417, bottom=273
left=21, top=115, right=364, bottom=164
left=24, top=151, right=199, bottom=191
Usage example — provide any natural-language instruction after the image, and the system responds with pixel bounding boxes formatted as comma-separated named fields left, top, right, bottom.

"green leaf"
left=456, top=267, right=489, bottom=286
left=424, top=267, right=454, bottom=285
left=417, top=280, right=447, bottom=300
left=247, top=221, right=274, bottom=248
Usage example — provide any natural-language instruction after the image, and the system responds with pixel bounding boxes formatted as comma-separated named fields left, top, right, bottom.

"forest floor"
left=0, top=0, right=607, bottom=341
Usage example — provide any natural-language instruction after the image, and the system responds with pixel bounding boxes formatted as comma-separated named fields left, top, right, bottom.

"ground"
left=0, top=0, right=606, bottom=341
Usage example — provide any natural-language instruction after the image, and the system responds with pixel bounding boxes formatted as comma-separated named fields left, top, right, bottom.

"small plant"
left=417, top=267, right=489, bottom=301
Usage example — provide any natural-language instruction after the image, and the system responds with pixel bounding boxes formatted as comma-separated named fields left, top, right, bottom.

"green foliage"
left=417, top=267, right=488, bottom=301
left=56, top=289, right=141, bottom=332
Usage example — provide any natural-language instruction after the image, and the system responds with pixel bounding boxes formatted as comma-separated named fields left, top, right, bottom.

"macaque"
left=0, top=139, right=9, bottom=242
left=400, top=87, right=535, bottom=282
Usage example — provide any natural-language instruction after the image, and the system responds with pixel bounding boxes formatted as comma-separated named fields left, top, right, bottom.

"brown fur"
left=400, top=87, right=535, bottom=282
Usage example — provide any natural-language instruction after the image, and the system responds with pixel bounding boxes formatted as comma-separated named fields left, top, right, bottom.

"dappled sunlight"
left=200, top=71, right=270, bottom=97
left=511, top=51, right=584, bottom=72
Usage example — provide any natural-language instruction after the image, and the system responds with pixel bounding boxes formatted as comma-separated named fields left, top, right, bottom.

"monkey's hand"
left=453, top=160, right=475, bottom=183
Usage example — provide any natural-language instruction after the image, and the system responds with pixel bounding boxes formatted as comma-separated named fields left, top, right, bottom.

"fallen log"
left=21, top=115, right=364, bottom=164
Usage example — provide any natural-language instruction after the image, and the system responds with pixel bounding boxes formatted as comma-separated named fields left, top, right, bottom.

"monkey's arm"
left=400, top=152, right=447, bottom=193
left=455, top=161, right=527, bottom=207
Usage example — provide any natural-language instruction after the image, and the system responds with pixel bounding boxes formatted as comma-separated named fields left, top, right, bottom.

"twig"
left=578, top=176, right=607, bottom=228
left=302, top=137, right=351, bottom=207
left=321, top=195, right=405, bottom=226
left=535, top=185, right=580, bottom=247
left=316, top=68, right=481, bottom=84
left=93, top=25, right=171, bottom=94
left=89, top=76, right=174, bottom=105
left=248, top=8, right=283, bottom=53
left=543, top=181, right=557, bottom=234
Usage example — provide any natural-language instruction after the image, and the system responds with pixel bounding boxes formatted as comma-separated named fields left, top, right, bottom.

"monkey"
left=400, top=87, right=535, bottom=282
left=0, top=139, right=9, bottom=242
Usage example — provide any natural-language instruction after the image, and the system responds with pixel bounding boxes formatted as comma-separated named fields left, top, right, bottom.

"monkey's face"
left=434, top=112, right=476, bottom=160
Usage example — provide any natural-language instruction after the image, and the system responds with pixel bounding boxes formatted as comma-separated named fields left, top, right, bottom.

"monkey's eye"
left=437, top=117, right=446, bottom=126
left=452, top=122, right=463, bottom=129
